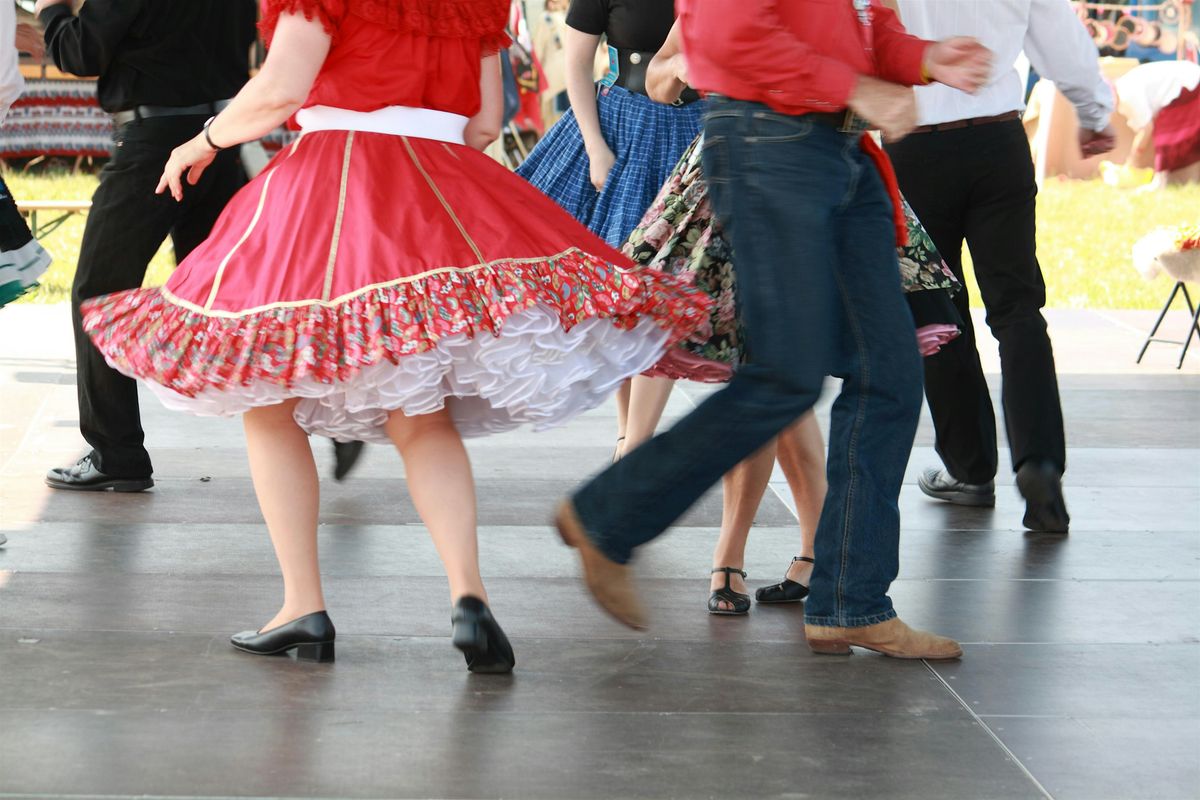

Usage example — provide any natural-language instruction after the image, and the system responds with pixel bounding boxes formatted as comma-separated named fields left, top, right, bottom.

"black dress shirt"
left=40, top=0, right=259, bottom=113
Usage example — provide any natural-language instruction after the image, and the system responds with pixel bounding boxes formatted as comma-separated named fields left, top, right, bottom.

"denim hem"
left=804, top=608, right=897, bottom=628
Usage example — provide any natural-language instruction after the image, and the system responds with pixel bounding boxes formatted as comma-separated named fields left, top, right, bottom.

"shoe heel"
left=113, top=479, right=153, bottom=493
left=294, top=641, right=335, bottom=663
left=808, top=639, right=852, bottom=656
left=452, top=621, right=486, bottom=655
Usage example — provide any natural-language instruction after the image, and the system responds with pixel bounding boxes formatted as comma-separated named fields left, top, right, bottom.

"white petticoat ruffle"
left=144, top=305, right=671, bottom=442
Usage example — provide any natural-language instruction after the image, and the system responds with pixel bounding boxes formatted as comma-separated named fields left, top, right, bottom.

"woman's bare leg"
left=615, top=379, right=631, bottom=445
left=384, top=407, right=487, bottom=603
left=708, top=439, right=778, bottom=610
left=775, top=412, right=827, bottom=584
left=618, top=374, right=675, bottom=457
left=243, top=400, right=325, bottom=632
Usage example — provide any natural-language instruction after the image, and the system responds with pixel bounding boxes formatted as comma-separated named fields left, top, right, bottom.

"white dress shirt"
left=0, top=4, right=24, bottom=125
left=896, top=0, right=1114, bottom=131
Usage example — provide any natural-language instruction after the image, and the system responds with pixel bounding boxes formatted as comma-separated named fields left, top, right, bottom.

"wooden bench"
left=16, top=199, right=92, bottom=239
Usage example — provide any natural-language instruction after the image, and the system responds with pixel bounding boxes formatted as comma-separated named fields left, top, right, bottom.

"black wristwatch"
left=203, top=116, right=225, bottom=151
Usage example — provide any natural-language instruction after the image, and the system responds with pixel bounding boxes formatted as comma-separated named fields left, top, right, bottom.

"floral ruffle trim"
left=260, top=0, right=509, bottom=51
left=81, top=250, right=712, bottom=399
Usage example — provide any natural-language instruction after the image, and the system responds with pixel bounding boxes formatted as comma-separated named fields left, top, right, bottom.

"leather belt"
left=112, top=99, right=233, bottom=128
left=611, top=48, right=702, bottom=106
left=804, top=109, right=873, bottom=134
left=911, top=110, right=1021, bottom=134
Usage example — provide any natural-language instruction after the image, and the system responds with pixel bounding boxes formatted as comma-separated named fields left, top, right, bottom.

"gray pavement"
left=1, top=304, right=1198, bottom=799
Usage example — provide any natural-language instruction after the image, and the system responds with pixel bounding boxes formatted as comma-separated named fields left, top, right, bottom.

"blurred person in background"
left=1116, top=60, right=1200, bottom=189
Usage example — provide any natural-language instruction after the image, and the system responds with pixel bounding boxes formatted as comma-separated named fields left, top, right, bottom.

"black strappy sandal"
left=755, top=556, right=814, bottom=604
left=612, top=436, right=626, bottom=464
left=708, top=567, right=751, bottom=616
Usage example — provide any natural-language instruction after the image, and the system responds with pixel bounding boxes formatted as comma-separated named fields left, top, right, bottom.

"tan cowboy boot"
left=554, top=500, right=647, bottom=631
left=805, top=617, right=962, bottom=660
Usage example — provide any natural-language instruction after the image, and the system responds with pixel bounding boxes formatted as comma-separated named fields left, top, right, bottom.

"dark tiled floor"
left=1, top=306, right=1198, bottom=799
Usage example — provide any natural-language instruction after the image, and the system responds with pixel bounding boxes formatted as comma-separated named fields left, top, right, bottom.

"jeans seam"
left=829, top=251, right=871, bottom=626
left=805, top=608, right=897, bottom=628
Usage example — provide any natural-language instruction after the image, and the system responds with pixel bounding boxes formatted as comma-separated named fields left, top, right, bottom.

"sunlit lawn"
left=6, top=170, right=1198, bottom=309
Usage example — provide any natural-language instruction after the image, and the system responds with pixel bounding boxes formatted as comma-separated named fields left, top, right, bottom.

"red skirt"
left=1153, top=85, right=1200, bottom=173
left=81, top=126, right=710, bottom=442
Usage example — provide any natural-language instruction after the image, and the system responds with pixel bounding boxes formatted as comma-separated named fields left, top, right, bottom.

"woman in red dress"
left=81, top=0, right=708, bottom=673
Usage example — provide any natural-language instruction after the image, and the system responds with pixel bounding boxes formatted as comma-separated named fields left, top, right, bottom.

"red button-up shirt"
left=678, top=0, right=931, bottom=115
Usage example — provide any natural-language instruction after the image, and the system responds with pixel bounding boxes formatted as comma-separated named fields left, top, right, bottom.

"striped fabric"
left=0, top=78, right=113, bottom=159
left=516, top=85, right=703, bottom=248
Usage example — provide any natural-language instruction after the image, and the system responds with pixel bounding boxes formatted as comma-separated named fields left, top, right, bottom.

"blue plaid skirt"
left=516, top=85, right=704, bottom=249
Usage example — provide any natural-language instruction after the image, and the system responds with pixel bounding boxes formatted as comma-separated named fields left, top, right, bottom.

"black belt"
left=112, top=99, right=233, bottom=128
left=611, top=48, right=702, bottom=106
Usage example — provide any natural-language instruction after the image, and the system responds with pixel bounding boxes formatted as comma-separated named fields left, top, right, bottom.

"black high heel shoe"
left=451, top=596, right=515, bottom=674
left=708, top=567, right=751, bottom=616
left=755, top=556, right=814, bottom=604
left=230, top=610, right=336, bottom=662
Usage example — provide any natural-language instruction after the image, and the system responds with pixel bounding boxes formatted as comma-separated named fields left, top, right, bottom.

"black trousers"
left=886, top=119, right=1065, bottom=484
left=71, top=116, right=244, bottom=477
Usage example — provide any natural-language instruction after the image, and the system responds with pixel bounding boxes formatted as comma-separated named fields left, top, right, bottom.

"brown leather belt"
left=911, top=110, right=1022, bottom=134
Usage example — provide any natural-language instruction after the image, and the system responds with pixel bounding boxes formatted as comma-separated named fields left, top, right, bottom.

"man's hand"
left=33, top=0, right=71, bottom=17
left=15, top=24, right=45, bottom=59
left=924, top=37, right=992, bottom=94
left=1079, top=124, right=1117, bottom=158
left=848, top=76, right=918, bottom=142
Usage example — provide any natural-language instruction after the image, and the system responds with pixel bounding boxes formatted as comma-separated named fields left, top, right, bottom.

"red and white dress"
left=81, top=0, right=709, bottom=442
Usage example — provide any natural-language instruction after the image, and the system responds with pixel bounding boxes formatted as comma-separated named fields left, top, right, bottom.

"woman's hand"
left=156, top=135, right=218, bottom=202
left=588, top=145, right=616, bottom=191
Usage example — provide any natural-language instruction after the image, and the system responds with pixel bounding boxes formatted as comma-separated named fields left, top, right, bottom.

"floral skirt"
left=622, top=135, right=963, bottom=383
left=81, top=127, right=711, bottom=442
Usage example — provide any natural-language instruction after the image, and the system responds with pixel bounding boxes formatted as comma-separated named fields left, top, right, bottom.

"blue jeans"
left=571, top=99, right=924, bottom=627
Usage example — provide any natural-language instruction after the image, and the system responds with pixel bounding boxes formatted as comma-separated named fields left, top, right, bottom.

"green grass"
left=6, top=171, right=175, bottom=304
left=6, top=170, right=1198, bottom=309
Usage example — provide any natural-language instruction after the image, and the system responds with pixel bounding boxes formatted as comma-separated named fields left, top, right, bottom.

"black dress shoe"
left=917, top=468, right=995, bottom=507
left=451, top=596, right=515, bottom=674
left=46, top=453, right=154, bottom=493
left=1017, top=460, right=1070, bottom=533
left=332, top=440, right=365, bottom=482
left=230, top=610, right=336, bottom=662
left=755, top=556, right=813, bottom=604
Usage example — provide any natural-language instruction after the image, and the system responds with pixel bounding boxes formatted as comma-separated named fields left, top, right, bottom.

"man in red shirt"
left=557, top=0, right=990, bottom=660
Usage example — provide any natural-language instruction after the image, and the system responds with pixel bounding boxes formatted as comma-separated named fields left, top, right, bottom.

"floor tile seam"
left=0, top=709, right=1000, bottom=719
left=976, top=714, right=1200, bottom=720
left=922, top=661, right=1056, bottom=800
left=4, top=629, right=1195, bottom=647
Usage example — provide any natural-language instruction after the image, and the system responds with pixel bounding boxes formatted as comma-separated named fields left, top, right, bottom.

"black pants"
left=886, top=119, right=1065, bottom=484
left=71, top=116, right=244, bottom=477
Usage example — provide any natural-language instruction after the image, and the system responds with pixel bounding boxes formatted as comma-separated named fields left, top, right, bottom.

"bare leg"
left=384, top=407, right=487, bottom=604
left=775, top=412, right=827, bottom=584
left=618, top=374, right=675, bottom=457
left=244, top=400, right=325, bottom=632
left=708, top=439, right=778, bottom=610
left=615, top=379, right=631, bottom=443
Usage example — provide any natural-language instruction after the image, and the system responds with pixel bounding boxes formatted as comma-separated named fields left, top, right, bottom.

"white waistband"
left=295, top=105, right=467, bottom=145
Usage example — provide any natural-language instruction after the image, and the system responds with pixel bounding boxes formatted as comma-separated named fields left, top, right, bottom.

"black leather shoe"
left=451, top=596, right=515, bottom=674
left=46, top=453, right=154, bottom=493
left=1017, top=460, right=1070, bottom=533
left=755, top=556, right=813, bottom=604
left=230, top=611, right=336, bottom=662
left=917, top=468, right=995, bottom=507
left=332, top=440, right=365, bottom=482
